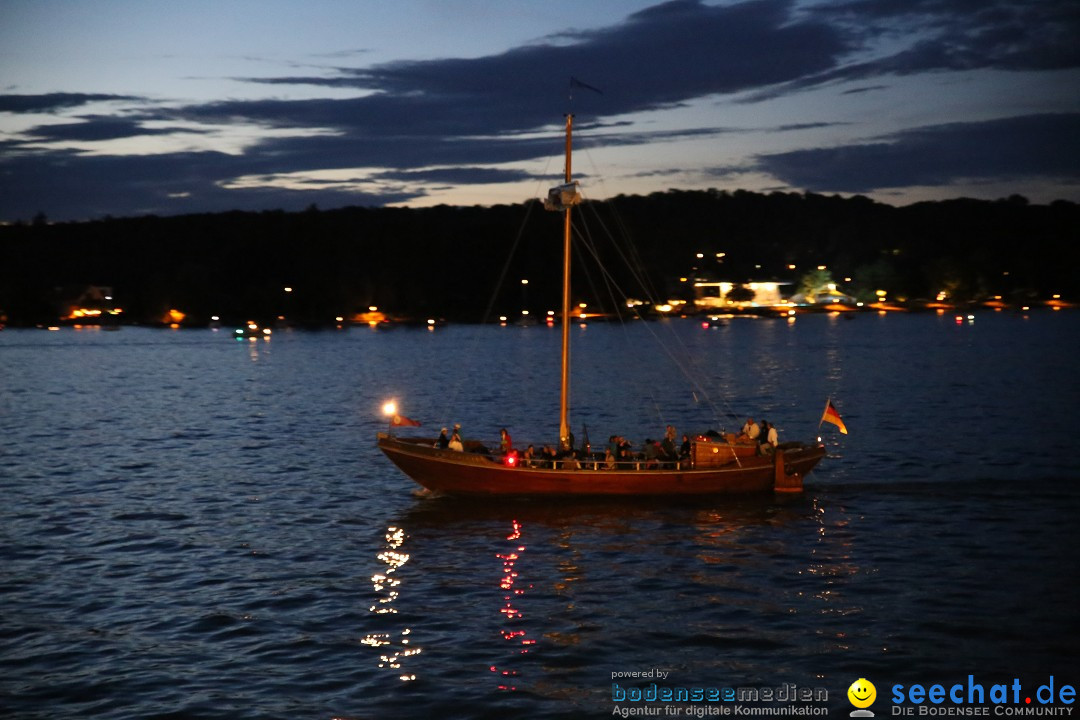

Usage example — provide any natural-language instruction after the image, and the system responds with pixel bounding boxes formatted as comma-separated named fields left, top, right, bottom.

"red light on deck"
left=504, top=451, right=519, bottom=467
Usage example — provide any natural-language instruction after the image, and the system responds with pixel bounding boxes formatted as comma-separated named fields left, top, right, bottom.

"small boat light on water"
left=383, top=401, right=397, bottom=417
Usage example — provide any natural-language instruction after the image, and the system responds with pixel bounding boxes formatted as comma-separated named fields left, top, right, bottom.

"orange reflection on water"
left=490, top=519, right=534, bottom=691
left=362, top=525, right=422, bottom=682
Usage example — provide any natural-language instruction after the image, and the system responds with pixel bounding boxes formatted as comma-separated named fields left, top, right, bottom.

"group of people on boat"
left=739, top=417, right=779, bottom=453
left=434, top=423, right=465, bottom=452
left=431, top=417, right=782, bottom=469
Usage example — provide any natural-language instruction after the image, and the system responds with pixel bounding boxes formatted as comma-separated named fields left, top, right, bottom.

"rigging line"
left=573, top=201, right=724, bottom=429
left=577, top=193, right=741, bottom=428
left=575, top=138, right=734, bottom=430
left=572, top=205, right=670, bottom=429
left=572, top=211, right=677, bottom=431
left=573, top=143, right=669, bottom=306
left=572, top=132, right=744, bottom=434
left=574, top=194, right=718, bottom=404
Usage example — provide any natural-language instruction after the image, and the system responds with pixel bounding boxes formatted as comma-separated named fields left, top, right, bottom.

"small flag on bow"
left=392, top=414, right=422, bottom=427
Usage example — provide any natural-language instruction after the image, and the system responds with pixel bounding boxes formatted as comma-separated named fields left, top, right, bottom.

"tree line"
left=1, top=189, right=1077, bottom=326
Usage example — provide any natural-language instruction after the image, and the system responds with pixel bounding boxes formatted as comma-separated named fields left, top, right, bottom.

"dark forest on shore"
left=1, top=189, right=1077, bottom=327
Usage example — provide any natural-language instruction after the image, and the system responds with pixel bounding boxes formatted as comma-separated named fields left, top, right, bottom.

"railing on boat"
left=382, top=433, right=798, bottom=471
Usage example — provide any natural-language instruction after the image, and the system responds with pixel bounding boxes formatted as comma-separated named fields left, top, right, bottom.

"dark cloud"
left=25, top=116, right=204, bottom=142
left=0, top=93, right=143, bottom=113
left=373, top=167, right=537, bottom=184
left=220, top=0, right=847, bottom=136
left=841, top=85, right=888, bottom=95
left=798, top=0, right=1080, bottom=84
left=752, top=113, right=1080, bottom=192
left=0, top=148, right=422, bottom=221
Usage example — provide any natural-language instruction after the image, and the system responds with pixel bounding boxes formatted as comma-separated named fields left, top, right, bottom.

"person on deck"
left=435, top=427, right=450, bottom=449
left=766, top=422, right=778, bottom=448
left=643, top=439, right=660, bottom=469
left=448, top=429, right=464, bottom=452
left=660, top=431, right=677, bottom=466
left=500, top=428, right=512, bottom=454
left=541, top=445, right=558, bottom=468
left=758, top=420, right=777, bottom=454
left=741, top=418, right=760, bottom=441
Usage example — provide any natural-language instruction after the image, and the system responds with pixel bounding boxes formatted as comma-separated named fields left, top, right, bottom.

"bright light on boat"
left=383, top=401, right=397, bottom=417
left=521, top=309, right=529, bottom=315
left=369, top=305, right=378, bottom=312
left=284, top=287, right=293, bottom=293
left=427, top=318, right=435, bottom=325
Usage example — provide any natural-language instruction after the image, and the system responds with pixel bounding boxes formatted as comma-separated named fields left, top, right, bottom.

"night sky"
left=1, top=0, right=1077, bottom=222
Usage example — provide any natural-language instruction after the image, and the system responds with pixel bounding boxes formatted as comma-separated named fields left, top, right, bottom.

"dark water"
left=2, top=312, right=1078, bottom=719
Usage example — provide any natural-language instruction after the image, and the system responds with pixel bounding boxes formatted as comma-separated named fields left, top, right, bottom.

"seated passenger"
left=740, top=418, right=760, bottom=442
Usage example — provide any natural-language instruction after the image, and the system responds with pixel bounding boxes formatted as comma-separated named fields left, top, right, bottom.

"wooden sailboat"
left=377, top=114, right=826, bottom=496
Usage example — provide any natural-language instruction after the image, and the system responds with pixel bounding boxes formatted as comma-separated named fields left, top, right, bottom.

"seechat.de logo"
left=849, top=678, right=877, bottom=717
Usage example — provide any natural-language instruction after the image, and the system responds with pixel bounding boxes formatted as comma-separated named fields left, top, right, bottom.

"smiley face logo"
left=848, top=678, right=876, bottom=709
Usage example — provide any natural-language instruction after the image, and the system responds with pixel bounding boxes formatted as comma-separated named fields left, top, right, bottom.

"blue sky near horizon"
left=1, top=0, right=1078, bottom=223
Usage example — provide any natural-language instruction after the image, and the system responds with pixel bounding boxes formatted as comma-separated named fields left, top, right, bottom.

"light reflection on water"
left=363, top=526, right=420, bottom=683
left=1, top=314, right=1078, bottom=719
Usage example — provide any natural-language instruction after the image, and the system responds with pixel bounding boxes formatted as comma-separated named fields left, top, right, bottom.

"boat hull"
left=377, top=434, right=826, bottom=497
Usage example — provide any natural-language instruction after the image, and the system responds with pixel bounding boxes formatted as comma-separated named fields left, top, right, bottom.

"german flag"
left=820, top=399, right=848, bottom=435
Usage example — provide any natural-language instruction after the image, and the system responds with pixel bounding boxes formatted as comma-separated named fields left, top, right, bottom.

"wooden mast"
left=559, top=114, right=574, bottom=449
